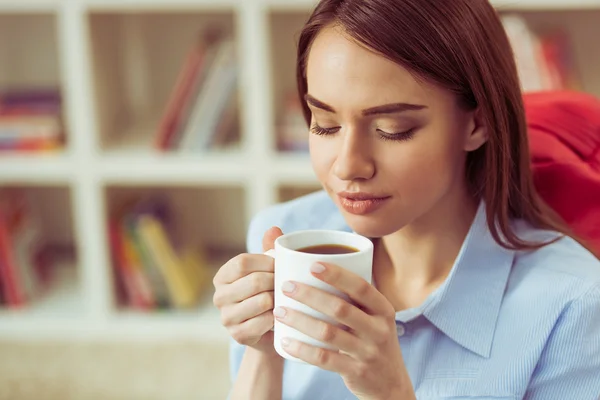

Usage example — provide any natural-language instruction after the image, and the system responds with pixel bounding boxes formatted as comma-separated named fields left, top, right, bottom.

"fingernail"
left=281, top=338, right=291, bottom=347
left=282, top=281, right=296, bottom=293
left=310, top=262, right=326, bottom=274
left=273, top=307, right=286, bottom=318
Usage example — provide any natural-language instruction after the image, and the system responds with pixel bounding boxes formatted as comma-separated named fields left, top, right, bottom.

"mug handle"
left=264, top=249, right=276, bottom=332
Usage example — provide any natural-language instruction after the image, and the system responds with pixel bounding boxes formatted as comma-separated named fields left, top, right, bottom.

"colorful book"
left=135, top=214, right=205, bottom=309
left=108, top=219, right=145, bottom=309
left=116, top=221, right=155, bottom=310
left=124, top=197, right=174, bottom=308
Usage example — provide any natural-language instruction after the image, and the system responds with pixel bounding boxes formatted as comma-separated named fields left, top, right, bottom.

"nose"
left=332, top=128, right=375, bottom=181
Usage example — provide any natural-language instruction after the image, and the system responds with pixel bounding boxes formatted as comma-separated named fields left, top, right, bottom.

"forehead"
left=306, top=25, right=432, bottom=108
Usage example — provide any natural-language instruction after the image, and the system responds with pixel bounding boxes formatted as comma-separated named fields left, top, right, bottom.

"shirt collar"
left=421, top=202, right=515, bottom=358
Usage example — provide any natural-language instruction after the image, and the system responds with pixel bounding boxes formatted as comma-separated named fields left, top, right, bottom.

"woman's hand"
left=213, top=227, right=283, bottom=355
left=273, top=262, right=416, bottom=400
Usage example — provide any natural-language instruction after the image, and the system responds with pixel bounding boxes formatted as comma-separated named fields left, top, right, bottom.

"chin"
left=344, top=215, right=403, bottom=239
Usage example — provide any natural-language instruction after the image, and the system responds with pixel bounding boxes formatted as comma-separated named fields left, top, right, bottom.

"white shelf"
left=1, top=0, right=599, bottom=341
left=0, top=262, right=226, bottom=341
left=0, top=153, right=75, bottom=183
left=109, top=303, right=226, bottom=341
left=270, top=153, right=319, bottom=184
left=262, top=0, right=316, bottom=11
left=0, top=307, right=227, bottom=342
left=0, top=0, right=59, bottom=12
left=98, top=153, right=250, bottom=185
left=0, top=262, right=84, bottom=338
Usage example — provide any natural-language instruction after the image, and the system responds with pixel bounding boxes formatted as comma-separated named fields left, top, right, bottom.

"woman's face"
left=306, top=26, right=486, bottom=238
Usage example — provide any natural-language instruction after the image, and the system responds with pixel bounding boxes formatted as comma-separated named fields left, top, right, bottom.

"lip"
left=337, top=192, right=391, bottom=215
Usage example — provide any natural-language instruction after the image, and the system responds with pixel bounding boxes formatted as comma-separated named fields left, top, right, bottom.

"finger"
left=221, top=292, right=274, bottom=326
left=262, top=226, right=283, bottom=252
left=214, top=272, right=274, bottom=306
left=214, top=254, right=274, bottom=284
left=274, top=307, right=369, bottom=359
left=281, top=281, right=378, bottom=338
left=230, top=310, right=274, bottom=345
left=310, top=262, right=393, bottom=316
left=280, top=337, right=354, bottom=375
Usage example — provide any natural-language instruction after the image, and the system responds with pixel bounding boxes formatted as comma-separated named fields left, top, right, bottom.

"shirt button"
left=396, top=322, right=406, bottom=337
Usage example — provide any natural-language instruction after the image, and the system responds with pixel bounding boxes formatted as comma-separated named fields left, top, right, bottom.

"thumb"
left=262, top=226, right=284, bottom=252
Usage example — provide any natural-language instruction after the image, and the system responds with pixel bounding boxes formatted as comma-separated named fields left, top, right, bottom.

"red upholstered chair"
left=524, top=91, right=600, bottom=257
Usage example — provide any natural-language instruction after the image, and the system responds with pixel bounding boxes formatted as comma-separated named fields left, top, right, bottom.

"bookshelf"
left=0, top=0, right=599, bottom=342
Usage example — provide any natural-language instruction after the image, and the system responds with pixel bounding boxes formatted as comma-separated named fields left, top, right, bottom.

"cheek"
left=309, top=136, right=335, bottom=180
left=384, top=129, right=465, bottom=195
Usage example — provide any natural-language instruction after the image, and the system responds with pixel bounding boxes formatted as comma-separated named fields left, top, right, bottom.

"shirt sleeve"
left=525, top=283, right=600, bottom=399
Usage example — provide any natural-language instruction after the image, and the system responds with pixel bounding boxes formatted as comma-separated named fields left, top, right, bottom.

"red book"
left=0, top=202, right=26, bottom=307
left=108, top=219, right=153, bottom=310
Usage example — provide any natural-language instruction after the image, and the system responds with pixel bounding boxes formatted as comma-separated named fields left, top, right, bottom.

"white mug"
left=265, top=230, right=374, bottom=363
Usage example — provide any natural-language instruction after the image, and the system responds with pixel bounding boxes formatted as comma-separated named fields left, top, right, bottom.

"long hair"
left=296, top=0, right=577, bottom=252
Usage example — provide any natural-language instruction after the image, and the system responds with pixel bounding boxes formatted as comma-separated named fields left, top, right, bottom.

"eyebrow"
left=304, top=94, right=427, bottom=116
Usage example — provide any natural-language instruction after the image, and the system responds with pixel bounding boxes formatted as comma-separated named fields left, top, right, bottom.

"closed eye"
left=310, top=124, right=340, bottom=136
left=377, top=128, right=416, bottom=142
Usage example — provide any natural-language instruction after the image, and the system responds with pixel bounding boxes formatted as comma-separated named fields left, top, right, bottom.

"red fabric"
left=524, top=91, right=600, bottom=256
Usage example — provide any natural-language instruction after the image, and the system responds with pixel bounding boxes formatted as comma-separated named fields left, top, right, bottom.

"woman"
left=212, top=0, right=600, bottom=399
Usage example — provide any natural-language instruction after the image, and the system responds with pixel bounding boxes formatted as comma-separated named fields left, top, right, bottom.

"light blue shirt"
left=229, top=191, right=600, bottom=399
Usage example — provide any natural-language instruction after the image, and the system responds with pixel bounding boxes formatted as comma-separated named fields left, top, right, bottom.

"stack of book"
left=501, top=15, right=581, bottom=93
left=154, top=30, right=239, bottom=152
left=0, top=89, right=64, bottom=153
left=0, top=189, right=50, bottom=308
left=108, top=196, right=212, bottom=310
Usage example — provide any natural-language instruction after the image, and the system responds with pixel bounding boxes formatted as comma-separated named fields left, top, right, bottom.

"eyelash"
left=310, top=124, right=416, bottom=142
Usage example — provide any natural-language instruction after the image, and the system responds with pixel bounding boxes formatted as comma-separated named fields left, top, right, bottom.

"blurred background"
left=0, top=0, right=598, bottom=399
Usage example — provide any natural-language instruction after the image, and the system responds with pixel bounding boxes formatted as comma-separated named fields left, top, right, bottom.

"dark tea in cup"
left=296, top=244, right=359, bottom=254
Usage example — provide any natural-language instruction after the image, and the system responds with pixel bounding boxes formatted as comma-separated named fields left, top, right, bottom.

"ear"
left=463, top=108, right=488, bottom=152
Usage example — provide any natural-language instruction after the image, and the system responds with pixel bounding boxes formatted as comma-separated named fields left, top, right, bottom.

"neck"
left=376, top=191, right=479, bottom=290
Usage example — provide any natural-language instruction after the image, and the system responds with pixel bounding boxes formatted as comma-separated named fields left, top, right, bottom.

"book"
left=135, top=214, right=204, bottom=309
left=124, top=197, right=174, bottom=308
left=154, top=37, right=209, bottom=150
left=209, top=92, right=239, bottom=149
left=0, top=88, right=64, bottom=152
left=154, top=29, right=226, bottom=151
left=11, top=204, right=43, bottom=302
left=118, top=222, right=155, bottom=310
left=107, top=220, right=129, bottom=306
left=178, top=39, right=237, bottom=152
left=0, top=88, right=62, bottom=115
left=0, top=195, right=27, bottom=307
left=108, top=219, right=153, bottom=309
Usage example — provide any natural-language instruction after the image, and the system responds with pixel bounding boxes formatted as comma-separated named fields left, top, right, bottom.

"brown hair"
left=296, top=0, right=578, bottom=252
